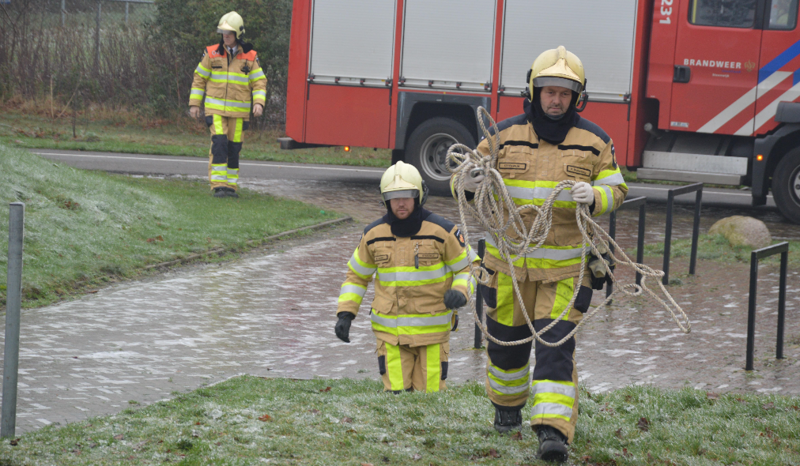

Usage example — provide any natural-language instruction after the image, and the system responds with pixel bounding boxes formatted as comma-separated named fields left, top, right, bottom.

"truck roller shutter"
left=309, top=0, right=396, bottom=87
left=400, top=0, right=497, bottom=92
left=500, top=0, right=638, bottom=103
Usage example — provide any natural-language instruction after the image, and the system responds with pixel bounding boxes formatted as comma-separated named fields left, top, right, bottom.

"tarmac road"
left=30, top=148, right=781, bottom=210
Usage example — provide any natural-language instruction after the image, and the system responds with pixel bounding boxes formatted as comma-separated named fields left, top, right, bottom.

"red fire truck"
left=283, top=0, right=800, bottom=224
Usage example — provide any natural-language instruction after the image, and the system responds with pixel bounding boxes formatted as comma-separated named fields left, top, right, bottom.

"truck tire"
left=406, top=117, right=476, bottom=195
left=773, top=148, right=800, bottom=224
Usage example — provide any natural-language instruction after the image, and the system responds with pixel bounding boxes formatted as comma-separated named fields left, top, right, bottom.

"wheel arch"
left=394, top=92, right=491, bottom=152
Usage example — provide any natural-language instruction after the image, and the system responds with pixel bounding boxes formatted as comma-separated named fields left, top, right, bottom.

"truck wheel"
left=773, top=148, right=800, bottom=224
left=406, top=117, right=476, bottom=195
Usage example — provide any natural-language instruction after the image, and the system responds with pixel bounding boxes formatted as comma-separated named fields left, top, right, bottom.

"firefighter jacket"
left=452, top=114, right=628, bottom=283
left=189, top=44, right=267, bottom=119
left=337, top=210, right=480, bottom=348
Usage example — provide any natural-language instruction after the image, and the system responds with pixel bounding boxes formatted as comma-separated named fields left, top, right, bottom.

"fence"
left=745, top=242, right=789, bottom=371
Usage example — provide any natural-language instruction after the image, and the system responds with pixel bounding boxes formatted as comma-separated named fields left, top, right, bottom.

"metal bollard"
left=2, top=203, right=24, bottom=438
left=474, top=239, right=485, bottom=349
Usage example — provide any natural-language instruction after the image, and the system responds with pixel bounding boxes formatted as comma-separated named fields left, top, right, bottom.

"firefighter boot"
left=536, top=425, right=569, bottom=463
left=213, top=187, right=228, bottom=198
left=493, top=405, right=522, bottom=433
left=224, top=187, right=239, bottom=198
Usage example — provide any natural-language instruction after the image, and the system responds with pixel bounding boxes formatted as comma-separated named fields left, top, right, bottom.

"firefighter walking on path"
left=189, top=11, right=267, bottom=198
left=335, top=161, right=480, bottom=393
left=453, top=46, right=628, bottom=462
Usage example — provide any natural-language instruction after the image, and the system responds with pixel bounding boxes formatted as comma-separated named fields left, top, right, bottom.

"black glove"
left=335, top=312, right=356, bottom=343
left=443, top=289, right=467, bottom=310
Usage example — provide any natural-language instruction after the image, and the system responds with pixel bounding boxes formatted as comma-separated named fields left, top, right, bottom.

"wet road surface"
left=1, top=178, right=798, bottom=434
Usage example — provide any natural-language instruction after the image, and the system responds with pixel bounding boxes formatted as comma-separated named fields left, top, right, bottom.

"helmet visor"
left=533, top=76, right=582, bottom=93
left=383, top=189, right=419, bottom=201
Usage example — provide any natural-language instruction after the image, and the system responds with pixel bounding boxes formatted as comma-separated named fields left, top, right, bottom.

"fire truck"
left=283, top=0, right=800, bottom=224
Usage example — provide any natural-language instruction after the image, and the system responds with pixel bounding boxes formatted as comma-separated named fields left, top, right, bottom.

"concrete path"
left=2, top=180, right=799, bottom=434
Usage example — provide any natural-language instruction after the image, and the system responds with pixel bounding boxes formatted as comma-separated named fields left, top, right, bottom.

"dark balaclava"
left=523, top=86, right=580, bottom=145
left=385, top=198, right=430, bottom=237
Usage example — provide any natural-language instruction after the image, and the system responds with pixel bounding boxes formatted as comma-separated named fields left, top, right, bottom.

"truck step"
left=636, top=168, right=744, bottom=186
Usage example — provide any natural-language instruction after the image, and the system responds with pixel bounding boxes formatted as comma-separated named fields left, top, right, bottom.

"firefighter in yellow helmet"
left=451, top=46, right=627, bottom=462
left=189, top=11, right=267, bottom=198
left=335, top=161, right=480, bottom=392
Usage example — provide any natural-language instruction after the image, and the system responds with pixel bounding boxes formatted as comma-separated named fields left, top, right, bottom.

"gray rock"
left=708, top=216, right=772, bottom=249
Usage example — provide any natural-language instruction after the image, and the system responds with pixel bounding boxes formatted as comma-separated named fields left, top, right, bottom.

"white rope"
left=447, top=107, right=691, bottom=348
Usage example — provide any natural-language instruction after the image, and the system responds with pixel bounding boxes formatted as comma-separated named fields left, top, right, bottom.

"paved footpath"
left=1, top=180, right=799, bottom=434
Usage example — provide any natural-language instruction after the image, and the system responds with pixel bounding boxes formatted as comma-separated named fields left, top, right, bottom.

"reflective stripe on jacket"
left=336, top=210, right=480, bottom=347
left=453, top=113, right=627, bottom=283
left=189, top=44, right=267, bottom=119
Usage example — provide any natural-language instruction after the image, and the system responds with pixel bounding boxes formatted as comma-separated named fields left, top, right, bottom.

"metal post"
left=474, top=239, right=486, bottom=349
left=689, top=188, right=703, bottom=275
left=606, top=212, right=616, bottom=299
left=61, top=0, right=66, bottom=27
left=777, top=250, right=787, bottom=359
left=2, top=203, right=25, bottom=438
left=745, top=251, right=758, bottom=371
left=636, top=202, right=645, bottom=286
left=125, top=2, right=129, bottom=24
left=663, top=192, right=674, bottom=285
left=94, top=1, right=102, bottom=73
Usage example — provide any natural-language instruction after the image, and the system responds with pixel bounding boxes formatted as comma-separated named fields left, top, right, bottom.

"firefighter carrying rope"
left=451, top=46, right=628, bottom=463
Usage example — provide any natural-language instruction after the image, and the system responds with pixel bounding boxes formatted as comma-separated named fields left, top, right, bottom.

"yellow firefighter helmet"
left=380, top=161, right=427, bottom=206
left=217, top=11, right=245, bottom=39
left=527, top=45, right=586, bottom=96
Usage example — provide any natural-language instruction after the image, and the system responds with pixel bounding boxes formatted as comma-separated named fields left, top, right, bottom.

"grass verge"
left=0, top=105, right=392, bottom=168
left=0, top=376, right=796, bottom=465
left=0, top=143, right=340, bottom=309
left=637, top=234, right=800, bottom=269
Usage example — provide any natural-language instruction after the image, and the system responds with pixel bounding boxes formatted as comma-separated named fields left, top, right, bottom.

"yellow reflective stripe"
left=378, top=276, right=449, bottom=287
left=551, top=277, right=573, bottom=320
left=233, top=119, right=243, bottom=143
left=386, top=343, right=404, bottom=391
left=485, top=242, right=582, bottom=270
left=488, top=371, right=529, bottom=387
left=497, top=272, right=515, bottom=327
left=213, top=115, right=224, bottom=135
left=227, top=169, right=239, bottom=186
left=195, top=64, right=210, bottom=78
left=426, top=344, right=440, bottom=392
left=205, top=102, right=250, bottom=113
left=593, top=185, right=611, bottom=216
left=337, top=293, right=363, bottom=305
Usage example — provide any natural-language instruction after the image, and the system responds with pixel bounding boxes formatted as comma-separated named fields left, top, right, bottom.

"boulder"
left=708, top=216, right=772, bottom=249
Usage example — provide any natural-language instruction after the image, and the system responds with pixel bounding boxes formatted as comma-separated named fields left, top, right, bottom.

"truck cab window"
left=690, top=0, right=757, bottom=28
left=767, top=0, right=798, bottom=29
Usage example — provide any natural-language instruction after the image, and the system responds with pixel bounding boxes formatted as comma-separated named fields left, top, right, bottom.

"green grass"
left=0, top=143, right=340, bottom=309
left=0, top=376, right=796, bottom=465
left=638, top=234, right=800, bottom=269
left=0, top=108, right=392, bottom=168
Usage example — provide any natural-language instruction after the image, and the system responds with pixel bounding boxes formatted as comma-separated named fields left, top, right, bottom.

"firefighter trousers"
left=376, top=340, right=449, bottom=393
left=206, top=115, right=248, bottom=191
left=480, top=268, right=593, bottom=444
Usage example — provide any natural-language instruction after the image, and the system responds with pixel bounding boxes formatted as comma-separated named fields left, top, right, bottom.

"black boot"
left=493, top=405, right=522, bottom=433
left=212, top=187, right=227, bottom=198
left=536, top=425, right=569, bottom=463
left=225, top=187, right=239, bottom=198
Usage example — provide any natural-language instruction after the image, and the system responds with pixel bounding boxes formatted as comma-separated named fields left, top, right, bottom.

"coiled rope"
left=447, top=107, right=691, bottom=348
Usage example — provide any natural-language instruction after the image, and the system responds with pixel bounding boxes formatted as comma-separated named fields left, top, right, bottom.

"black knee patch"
left=532, top=319, right=576, bottom=381
left=205, top=116, right=214, bottom=127
left=377, top=355, right=386, bottom=375
left=574, top=286, right=593, bottom=313
left=227, top=141, right=242, bottom=169
left=242, top=121, right=250, bottom=131
left=441, top=361, right=448, bottom=380
left=486, top=317, right=533, bottom=371
left=211, top=135, right=229, bottom=164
